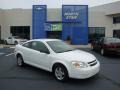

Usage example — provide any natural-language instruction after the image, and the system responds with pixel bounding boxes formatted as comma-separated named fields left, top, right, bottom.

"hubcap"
left=17, top=57, right=22, bottom=66
left=55, top=67, right=65, bottom=80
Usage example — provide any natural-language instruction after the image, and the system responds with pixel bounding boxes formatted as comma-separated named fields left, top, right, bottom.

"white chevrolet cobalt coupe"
left=14, top=39, right=100, bottom=81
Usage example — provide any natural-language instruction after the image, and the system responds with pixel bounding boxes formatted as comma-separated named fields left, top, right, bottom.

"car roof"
left=29, top=39, right=61, bottom=42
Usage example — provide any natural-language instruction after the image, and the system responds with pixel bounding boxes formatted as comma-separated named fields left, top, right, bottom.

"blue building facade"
left=32, top=5, right=88, bottom=45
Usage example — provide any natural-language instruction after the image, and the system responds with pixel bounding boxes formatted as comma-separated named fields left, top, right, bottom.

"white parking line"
left=0, top=53, right=5, bottom=55
left=5, top=53, right=15, bottom=56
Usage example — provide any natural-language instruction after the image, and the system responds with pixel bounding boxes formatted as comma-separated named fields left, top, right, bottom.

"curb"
left=71, top=44, right=91, bottom=49
left=0, top=44, right=15, bottom=49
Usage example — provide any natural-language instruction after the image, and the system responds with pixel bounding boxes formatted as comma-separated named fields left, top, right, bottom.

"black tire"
left=14, top=41, right=18, bottom=45
left=53, top=64, right=69, bottom=82
left=17, top=55, right=24, bottom=67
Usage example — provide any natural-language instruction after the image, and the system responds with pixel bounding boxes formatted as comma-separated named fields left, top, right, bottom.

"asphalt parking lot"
left=0, top=47, right=120, bottom=90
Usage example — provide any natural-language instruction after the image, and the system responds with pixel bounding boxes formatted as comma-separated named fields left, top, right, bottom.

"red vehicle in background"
left=91, top=37, right=120, bottom=55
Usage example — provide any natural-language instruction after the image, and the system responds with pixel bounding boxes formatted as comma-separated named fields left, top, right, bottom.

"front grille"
left=88, top=60, right=97, bottom=66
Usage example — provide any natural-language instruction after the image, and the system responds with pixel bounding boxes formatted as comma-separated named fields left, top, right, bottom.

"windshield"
left=47, top=40, right=75, bottom=53
left=13, top=36, right=21, bottom=39
left=105, top=38, right=120, bottom=43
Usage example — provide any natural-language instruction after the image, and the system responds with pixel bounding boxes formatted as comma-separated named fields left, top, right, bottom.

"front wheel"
left=17, top=55, right=24, bottom=67
left=53, top=64, right=68, bottom=81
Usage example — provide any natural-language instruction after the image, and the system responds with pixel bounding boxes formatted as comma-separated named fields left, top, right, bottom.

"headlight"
left=72, top=61, right=88, bottom=69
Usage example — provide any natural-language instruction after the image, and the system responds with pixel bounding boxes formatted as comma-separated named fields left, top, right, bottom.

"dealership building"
left=0, top=1, right=120, bottom=44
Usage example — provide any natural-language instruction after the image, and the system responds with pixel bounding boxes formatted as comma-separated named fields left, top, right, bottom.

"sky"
left=0, top=0, right=120, bottom=9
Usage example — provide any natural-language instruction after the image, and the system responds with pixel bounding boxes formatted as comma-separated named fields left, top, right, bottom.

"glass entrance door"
left=46, top=31, right=62, bottom=39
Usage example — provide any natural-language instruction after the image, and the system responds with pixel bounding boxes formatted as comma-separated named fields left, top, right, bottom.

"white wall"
left=0, top=9, right=3, bottom=39
left=47, top=8, right=61, bottom=21
left=0, top=9, right=3, bottom=25
left=1, top=9, right=32, bottom=39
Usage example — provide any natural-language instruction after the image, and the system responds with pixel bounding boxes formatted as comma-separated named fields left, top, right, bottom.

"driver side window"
left=31, top=41, right=50, bottom=54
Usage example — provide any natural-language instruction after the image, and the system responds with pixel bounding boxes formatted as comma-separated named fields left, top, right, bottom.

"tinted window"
left=31, top=41, right=50, bottom=54
left=113, top=16, right=120, bottom=24
left=105, top=38, right=120, bottom=43
left=89, top=27, right=105, bottom=43
left=13, top=36, right=21, bottom=39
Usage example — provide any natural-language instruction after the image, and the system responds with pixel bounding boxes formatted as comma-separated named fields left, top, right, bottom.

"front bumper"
left=69, top=61, right=100, bottom=79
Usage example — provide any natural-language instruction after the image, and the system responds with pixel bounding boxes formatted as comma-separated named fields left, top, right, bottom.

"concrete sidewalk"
left=71, top=44, right=91, bottom=49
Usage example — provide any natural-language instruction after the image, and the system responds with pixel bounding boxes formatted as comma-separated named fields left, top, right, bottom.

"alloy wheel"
left=17, top=56, right=23, bottom=66
left=55, top=67, right=65, bottom=81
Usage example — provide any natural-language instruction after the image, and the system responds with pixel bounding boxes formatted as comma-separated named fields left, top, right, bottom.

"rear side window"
left=22, top=42, right=31, bottom=48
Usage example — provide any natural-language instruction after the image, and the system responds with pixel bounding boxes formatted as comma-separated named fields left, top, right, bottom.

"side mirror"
left=40, top=50, right=50, bottom=54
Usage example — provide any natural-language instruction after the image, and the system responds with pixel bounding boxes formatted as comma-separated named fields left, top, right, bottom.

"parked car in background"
left=4, top=36, right=27, bottom=45
left=14, top=39, right=100, bottom=81
left=91, top=37, right=120, bottom=55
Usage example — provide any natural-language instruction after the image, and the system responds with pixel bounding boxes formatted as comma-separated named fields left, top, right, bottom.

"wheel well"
left=16, top=53, right=22, bottom=59
left=14, top=41, right=18, bottom=43
left=52, top=63, right=68, bottom=73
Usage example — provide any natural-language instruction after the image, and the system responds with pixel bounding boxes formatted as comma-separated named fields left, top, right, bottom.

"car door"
left=21, top=41, right=33, bottom=63
left=7, top=37, right=12, bottom=44
left=11, top=37, right=15, bottom=44
left=28, top=41, right=52, bottom=71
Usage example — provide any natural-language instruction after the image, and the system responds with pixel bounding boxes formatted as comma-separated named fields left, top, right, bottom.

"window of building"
left=113, top=30, right=120, bottom=38
left=10, top=26, right=30, bottom=39
left=113, top=16, right=120, bottom=24
left=89, top=27, right=105, bottom=43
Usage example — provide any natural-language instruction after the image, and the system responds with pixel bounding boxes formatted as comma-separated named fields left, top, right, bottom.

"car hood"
left=54, top=50, right=96, bottom=63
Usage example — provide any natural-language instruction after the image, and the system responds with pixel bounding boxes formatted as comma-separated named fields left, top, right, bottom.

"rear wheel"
left=17, top=55, right=24, bottom=67
left=14, top=41, right=18, bottom=45
left=53, top=64, right=68, bottom=81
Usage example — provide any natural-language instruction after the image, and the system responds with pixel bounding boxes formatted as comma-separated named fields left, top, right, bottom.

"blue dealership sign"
left=32, top=5, right=47, bottom=39
left=62, top=5, right=88, bottom=44
left=62, top=5, right=87, bottom=23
